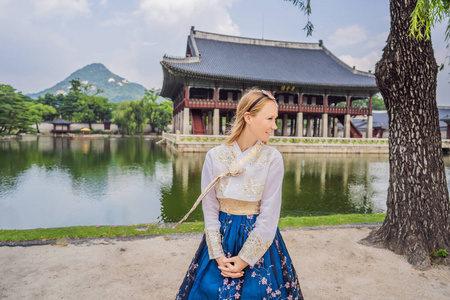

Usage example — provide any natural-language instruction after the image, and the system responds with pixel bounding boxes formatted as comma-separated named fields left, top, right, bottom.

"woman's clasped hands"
left=216, top=256, right=249, bottom=278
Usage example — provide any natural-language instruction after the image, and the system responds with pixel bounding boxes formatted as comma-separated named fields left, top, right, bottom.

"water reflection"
left=1, top=137, right=446, bottom=229
left=281, top=153, right=388, bottom=217
left=0, top=137, right=172, bottom=229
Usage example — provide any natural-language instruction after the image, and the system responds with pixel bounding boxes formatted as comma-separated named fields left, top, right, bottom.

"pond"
left=1, top=136, right=449, bottom=229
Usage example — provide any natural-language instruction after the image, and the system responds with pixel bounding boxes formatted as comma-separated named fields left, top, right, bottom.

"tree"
left=73, top=93, right=115, bottom=129
left=142, top=89, right=160, bottom=133
left=288, top=0, right=450, bottom=269
left=141, top=89, right=174, bottom=133
left=360, top=0, right=450, bottom=270
left=27, top=103, right=57, bottom=133
left=36, top=93, right=63, bottom=120
left=0, top=85, right=34, bottom=134
left=154, top=100, right=173, bottom=134
left=113, top=100, right=148, bottom=136
left=371, top=94, right=386, bottom=111
left=60, top=79, right=115, bottom=129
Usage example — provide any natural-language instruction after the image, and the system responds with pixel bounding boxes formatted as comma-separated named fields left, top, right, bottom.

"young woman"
left=176, top=89, right=303, bottom=300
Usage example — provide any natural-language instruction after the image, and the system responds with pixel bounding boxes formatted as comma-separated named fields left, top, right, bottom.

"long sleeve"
left=201, top=150, right=225, bottom=259
left=238, top=150, right=284, bottom=266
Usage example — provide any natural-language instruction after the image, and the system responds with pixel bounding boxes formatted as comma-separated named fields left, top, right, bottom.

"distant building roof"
left=52, top=118, right=72, bottom=125
left=438, top=107, right=450, bottom=127
left=160, top=27, right=378, bottom=99
left=340, top=108, right=450, bottom=132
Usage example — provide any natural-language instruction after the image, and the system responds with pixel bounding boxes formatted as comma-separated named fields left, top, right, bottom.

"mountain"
left=28, top=63, right=149, bottom=103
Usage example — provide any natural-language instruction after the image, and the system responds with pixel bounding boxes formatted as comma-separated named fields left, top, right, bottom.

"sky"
left=1, top=0, right=450, bottom=105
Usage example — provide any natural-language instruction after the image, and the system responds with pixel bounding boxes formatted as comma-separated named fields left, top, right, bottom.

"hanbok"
left=176, top=141, right=303, bottom=300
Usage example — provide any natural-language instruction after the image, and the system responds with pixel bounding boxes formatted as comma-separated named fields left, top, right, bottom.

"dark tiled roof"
left=439, top=108, right=450, bottom=127
left=52, top=118, right=72, bottom=125
left=341, top=108, right=450, bottom=131
left=161, top=30, right=377, bottom=91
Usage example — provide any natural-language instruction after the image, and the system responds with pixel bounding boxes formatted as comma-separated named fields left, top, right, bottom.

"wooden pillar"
left=291, top=118, right=296, bottom=136
left=327, top=115, right=332, bottom=137
left=282, top=114, right=288, bottom=136
left=185, top=86, right=190, bottom=107
left=214, top=87, right=219, bottom=107
left=322, top=113, right=328, bottom=137
left=298, top=92, right=303, bottom=112
left=344, top=114, right=351, bottom=138
left=346, top=95, right=350, bottom=114
left=319, top=117, right=323, bottom=137
left=296, top=112, right=303, bottom=137
left=367, top=115, right=373, bottom=138
left=183, top=108, right=190, bottom=134
left=333, top=117, right=338, bottom=137
left=306, top=116, right=312, bottom=137
left=314, top=117, right=319, bottom=137
left=207, top=111, right=213, bottom=135
left=178, top=112, right=182, bottom=132
left=172, top=114, right=176, bottom=133
left=213, top=108, right=220, bottom=135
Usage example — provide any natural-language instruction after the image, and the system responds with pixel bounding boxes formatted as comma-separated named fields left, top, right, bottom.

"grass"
left=0, top=214, right=385, bottom=242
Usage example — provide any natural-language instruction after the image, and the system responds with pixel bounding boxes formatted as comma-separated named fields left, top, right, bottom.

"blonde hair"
left=226, top=89, right=276, bottom=145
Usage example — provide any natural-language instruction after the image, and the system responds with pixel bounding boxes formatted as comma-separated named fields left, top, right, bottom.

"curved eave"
left=161, top=62, right=378, bottom=96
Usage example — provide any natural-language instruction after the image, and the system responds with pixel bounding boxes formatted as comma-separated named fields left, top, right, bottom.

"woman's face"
left=245, top=101, right=278, bottom=142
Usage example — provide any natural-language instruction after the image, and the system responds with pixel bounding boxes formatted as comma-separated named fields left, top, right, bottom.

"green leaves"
left=114, top=89, right=173, bottom=136
left=113, top=98, right=149, bottom=136
left=285, top=0, right=313, bottom=36
left=141, top=89, right=173, bottom=134
left=0, top=84, right=35, bottom=134
left=410, top=0, right=450, bottom=41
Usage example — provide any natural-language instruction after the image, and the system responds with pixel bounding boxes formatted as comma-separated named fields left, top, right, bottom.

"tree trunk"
left=36, top=123, right=40, bottom=133
left=360, top=0, right=450, bottom=270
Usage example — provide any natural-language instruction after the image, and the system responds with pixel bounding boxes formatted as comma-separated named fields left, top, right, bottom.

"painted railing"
left=175, top=99, right=370, bottom=115
left=163, top=133, right=450, bottom=149
left=163, top=133, right=390, bottom=146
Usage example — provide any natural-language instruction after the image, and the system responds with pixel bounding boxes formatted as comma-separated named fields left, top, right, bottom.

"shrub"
left=433, top=249, right=448, bottom=258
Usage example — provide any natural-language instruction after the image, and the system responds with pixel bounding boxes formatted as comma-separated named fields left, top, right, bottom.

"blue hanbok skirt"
left=176, top=212, right=304, bottom=300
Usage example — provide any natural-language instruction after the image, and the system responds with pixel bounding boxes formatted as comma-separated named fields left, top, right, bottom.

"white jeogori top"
left=201, top=140, right=284, bottom=266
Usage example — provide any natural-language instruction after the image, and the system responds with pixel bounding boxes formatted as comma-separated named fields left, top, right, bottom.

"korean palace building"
left=160, top=27, right=378, bottom=138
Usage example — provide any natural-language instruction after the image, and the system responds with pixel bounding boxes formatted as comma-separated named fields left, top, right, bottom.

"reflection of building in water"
left=174, top=153, right=205, bottom=197
left=52, top=137, right=71, bottom=152
left=80, top=140, right=91, bottom=154
left=282, top=154, right=389, bottom=214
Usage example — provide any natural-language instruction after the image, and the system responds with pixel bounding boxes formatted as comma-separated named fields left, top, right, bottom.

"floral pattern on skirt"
left=176, top=212, right=303, bottom=300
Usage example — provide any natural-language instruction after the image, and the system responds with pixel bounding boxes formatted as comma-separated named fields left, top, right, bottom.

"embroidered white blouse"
left=201, top=140, right=284, bottom=266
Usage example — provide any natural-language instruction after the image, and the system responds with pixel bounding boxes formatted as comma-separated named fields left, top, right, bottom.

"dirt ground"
left=1, top=226, right=449, bottom=300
